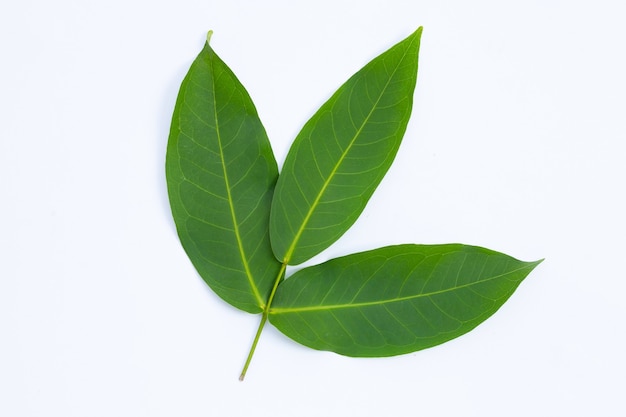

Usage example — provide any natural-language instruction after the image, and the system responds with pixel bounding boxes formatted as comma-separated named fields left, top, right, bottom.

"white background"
left=1, top=1, right=625, bottom=416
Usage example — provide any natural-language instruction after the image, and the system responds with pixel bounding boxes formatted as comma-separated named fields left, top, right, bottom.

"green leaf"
left=269, top=244, right=542, bottom=357
left=269, top=28, right=423, bottom=265
left=166, top=29, right=543, bottom=380
left=166, top=33, right=282, bottom=313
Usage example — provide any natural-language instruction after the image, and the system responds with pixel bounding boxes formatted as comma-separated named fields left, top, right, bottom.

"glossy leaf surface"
left=167, top=29, right=543, bottom=379
left=269, top=244, right=541, bottom=357
left=270, top=28, right=423, bottom=265
left=166, top=35, right=281, bottom=313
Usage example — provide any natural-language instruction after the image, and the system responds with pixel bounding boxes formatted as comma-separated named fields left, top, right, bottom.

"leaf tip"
left=206, top=30, right=214, bottom=44
left=527, top=257, right=545, bottom=271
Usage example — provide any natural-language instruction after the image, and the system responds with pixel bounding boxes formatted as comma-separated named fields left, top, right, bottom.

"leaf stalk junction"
left=239, top=262, right=286, bottom=381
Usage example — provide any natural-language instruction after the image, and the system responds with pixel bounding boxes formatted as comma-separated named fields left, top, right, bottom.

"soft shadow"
left=156, top=62, right=189, bottom=237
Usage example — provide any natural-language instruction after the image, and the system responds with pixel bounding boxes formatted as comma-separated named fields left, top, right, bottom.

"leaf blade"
left=269, top=244, right=541, bottom=356
left=166, top=37, right=281, bottom=313
left=270, top=28, right=423, bottom=265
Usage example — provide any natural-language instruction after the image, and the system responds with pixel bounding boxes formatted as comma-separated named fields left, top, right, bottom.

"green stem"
left=239, top=262, right=287, bottom=381
left=238, top=313, right=268, bottom=381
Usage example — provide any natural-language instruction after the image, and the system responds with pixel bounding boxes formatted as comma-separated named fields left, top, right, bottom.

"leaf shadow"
left=157, top=61, right=191, bottom=237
